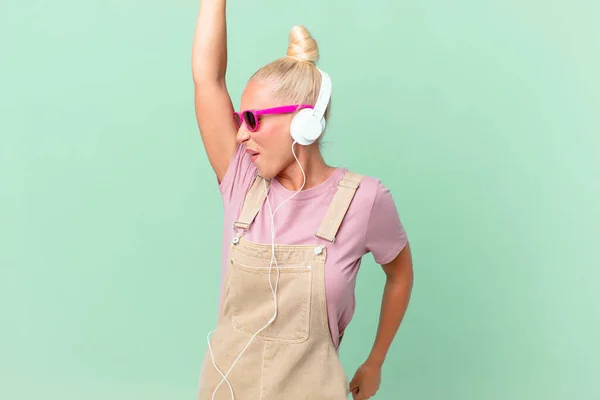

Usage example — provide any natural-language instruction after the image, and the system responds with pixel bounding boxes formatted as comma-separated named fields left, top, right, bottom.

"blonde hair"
left=250, top=25, right=331, bottom=123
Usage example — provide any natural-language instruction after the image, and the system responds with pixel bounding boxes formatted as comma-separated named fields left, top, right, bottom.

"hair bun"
left=287, top=25, right=319, bottom=64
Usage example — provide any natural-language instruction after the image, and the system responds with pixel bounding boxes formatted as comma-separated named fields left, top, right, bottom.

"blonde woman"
left=192, top=1, right=413, bottom=399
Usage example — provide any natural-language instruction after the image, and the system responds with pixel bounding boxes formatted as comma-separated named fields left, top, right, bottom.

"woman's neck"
left=275, top=145, right=334, bottom=191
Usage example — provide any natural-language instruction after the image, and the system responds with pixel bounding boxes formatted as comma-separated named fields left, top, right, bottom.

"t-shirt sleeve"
left=218, top=143, right=257, bottom=207
left=364, top=180, right=408, bottom=265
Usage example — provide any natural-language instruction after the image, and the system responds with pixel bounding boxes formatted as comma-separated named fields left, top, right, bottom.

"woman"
left=192, top=1, right=413, bottom=399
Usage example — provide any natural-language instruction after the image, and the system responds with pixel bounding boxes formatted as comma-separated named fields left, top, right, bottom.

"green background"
left=1, top=0, right=598, bottom=399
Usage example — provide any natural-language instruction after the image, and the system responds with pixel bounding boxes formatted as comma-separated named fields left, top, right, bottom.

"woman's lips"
left=245, top=148, right=259, bottom=162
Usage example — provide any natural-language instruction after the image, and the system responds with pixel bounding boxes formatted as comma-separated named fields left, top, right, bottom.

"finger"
left=350, top=386, right=359, bottom=399
left=357, top=389, right=375, bottom=400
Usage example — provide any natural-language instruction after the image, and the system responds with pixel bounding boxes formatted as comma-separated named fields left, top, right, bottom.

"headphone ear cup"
left=290, top=109, right=324, bottom=145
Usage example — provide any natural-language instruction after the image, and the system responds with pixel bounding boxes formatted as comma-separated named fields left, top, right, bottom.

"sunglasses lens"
left=243, top=111, right=257, bottom=130
left=233, top=113, right=242, bottom=129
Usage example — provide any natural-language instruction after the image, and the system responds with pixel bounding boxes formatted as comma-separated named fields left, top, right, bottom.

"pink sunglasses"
left=233, top=104, right=313, bottom=132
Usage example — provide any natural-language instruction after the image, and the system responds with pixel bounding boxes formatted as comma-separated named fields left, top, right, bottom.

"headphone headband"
left=312, top=68, right=331, bottom=120
left=289, top=67, right=331, bottom=146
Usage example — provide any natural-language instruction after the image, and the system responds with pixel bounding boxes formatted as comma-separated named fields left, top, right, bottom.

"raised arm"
left=192, top=0, right=238, bottom=183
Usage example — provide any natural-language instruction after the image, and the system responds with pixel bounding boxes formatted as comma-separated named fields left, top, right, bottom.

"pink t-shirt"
left=218, top=144, right=408, bottom=348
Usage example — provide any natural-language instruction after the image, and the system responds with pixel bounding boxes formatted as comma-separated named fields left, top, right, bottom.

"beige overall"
left=198, top=170, right=363, bottom=400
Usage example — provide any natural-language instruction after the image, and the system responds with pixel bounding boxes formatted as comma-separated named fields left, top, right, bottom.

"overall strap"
left=315, top=170, right=363, bottom=243
left=233, top=173, right=270, bottom=231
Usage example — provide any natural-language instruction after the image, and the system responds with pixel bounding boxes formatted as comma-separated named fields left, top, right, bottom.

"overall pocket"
left=229, top=259, right=312, bottom=343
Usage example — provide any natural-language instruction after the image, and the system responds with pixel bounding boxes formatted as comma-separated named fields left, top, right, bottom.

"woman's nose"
left=236, top=126, right=250, bottom=143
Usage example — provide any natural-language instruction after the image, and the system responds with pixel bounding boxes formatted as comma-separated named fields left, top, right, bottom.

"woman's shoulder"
left=339, top=169, right=396, bottom=204
left=219, top=143, right=258, bottom=203
left=341, top=169, right=407, bottom=263
left=329, top=167, right=400, bottom=221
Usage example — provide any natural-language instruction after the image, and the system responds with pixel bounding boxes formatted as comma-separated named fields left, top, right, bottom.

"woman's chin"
left=257, top=169, right=274, bottom=180
left=255, top=163, right=277, bottom=180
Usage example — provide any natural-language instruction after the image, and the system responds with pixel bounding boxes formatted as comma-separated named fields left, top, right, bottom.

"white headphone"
left=289, top=68, right=332, bottom=146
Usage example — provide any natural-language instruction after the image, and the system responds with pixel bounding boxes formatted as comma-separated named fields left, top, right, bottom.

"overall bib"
left=198, top=170, right=363, bottom=400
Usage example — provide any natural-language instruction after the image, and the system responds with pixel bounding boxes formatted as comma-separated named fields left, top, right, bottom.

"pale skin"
left=192, top=1, right=413, bottom=398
